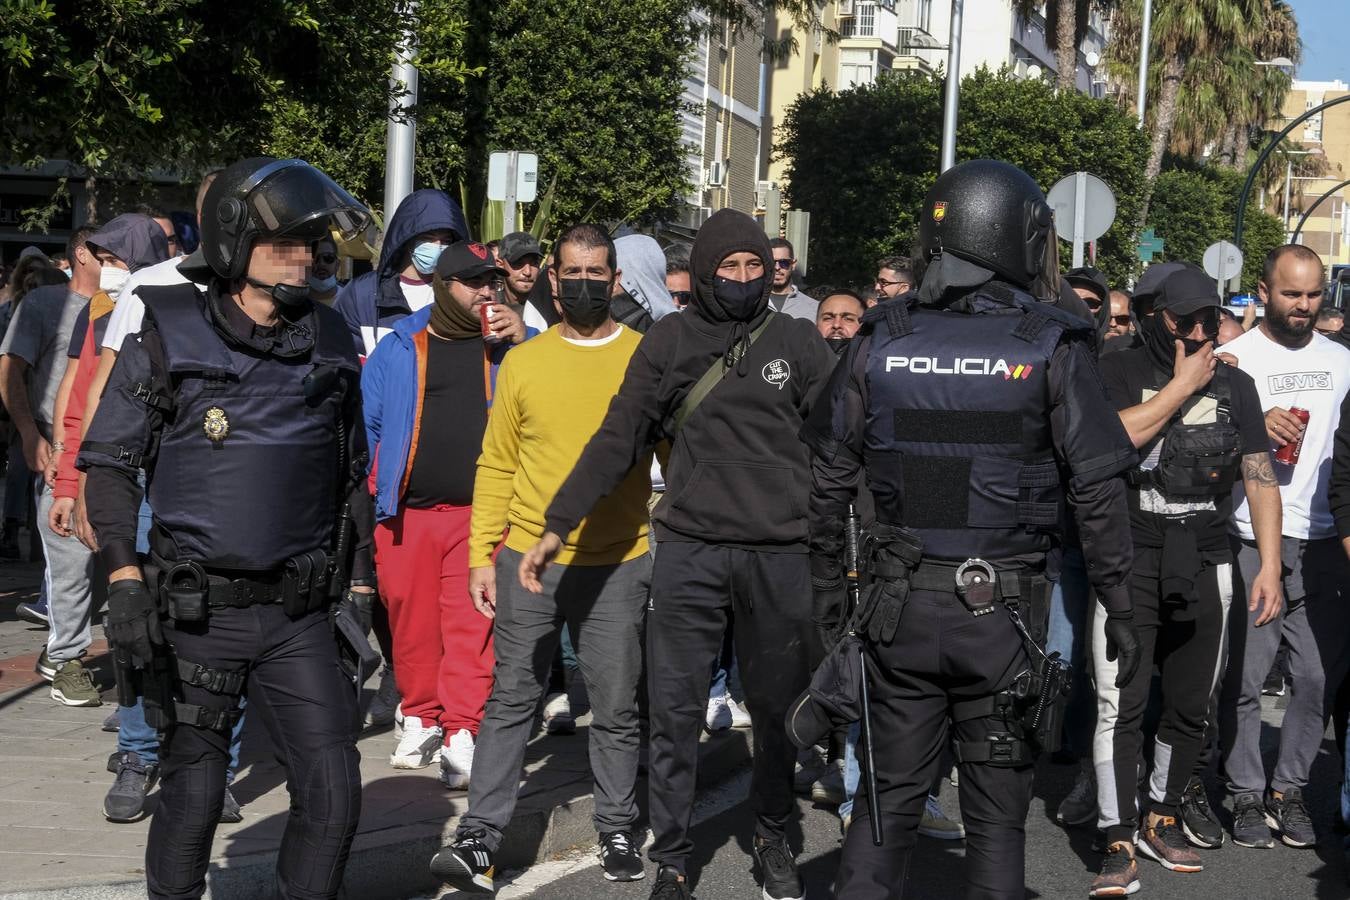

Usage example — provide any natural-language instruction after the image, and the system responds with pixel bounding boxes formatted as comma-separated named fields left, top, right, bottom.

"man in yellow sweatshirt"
left=431, top=224, right=654, bottom=893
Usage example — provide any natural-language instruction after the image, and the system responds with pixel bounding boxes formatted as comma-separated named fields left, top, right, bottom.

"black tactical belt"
left=202, top=571, right=286, bottom=609
left=908, top=562, right=972, bottom=594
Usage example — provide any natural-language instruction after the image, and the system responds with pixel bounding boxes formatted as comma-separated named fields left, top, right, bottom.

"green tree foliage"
left=3, top=0, right=696, bottom=237
left=452, top=0, right=696, bottom=235
left=1, top=0, right=410, bottom=219
left=1146, top=164, right=1285, bottom=289
left=776, top=68, right=1150, bottom=288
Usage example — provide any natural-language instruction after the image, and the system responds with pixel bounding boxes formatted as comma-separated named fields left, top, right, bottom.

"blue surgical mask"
left=308, top=273, right=338, bottom=294
left=411, top=241, right=446, bottom=275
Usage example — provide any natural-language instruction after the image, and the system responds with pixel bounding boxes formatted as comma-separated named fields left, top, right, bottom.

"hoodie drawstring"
left=722, top=320, right=751, bottom=376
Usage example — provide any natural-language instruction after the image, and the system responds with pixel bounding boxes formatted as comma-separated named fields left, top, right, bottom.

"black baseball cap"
left=1064, top=266, right=1110, bottom=305
left=435, top=240, right=506, bottom=281
left=1156, top=265, right=1221, bottom=315
left=498, top=231, right=543, bottom=265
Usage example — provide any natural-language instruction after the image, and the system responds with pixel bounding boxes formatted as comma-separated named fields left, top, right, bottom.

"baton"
left=846, top=503, right=883, bottom=847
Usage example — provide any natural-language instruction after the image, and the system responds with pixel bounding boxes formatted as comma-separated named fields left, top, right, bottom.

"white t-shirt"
left=400, top=278, right=434, bottom=312
left=1227, top=327, right=1350, bottom=540
left=101, top=256, right=202, bottom=352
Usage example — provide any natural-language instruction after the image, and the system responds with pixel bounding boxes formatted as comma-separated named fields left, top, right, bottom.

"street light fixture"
left=1255, top=57, right=1295, bottom=69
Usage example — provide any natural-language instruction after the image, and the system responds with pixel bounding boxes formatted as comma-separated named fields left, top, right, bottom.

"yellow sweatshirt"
left=469, top=325, right=653, bottom=568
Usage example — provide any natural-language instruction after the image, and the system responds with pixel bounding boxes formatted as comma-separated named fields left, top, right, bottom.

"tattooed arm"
left=1241, top=451, right=1283, bottom=626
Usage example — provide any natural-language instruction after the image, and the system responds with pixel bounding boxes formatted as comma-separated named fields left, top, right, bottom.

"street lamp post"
left=1234, top=94, right=1350, bottom=247
left=384, top=2, right=419, bottom=224
left=939, top=0, right=964, bottom=172
left=1279, top=150, right=1318, bottom=239
left=1135, top=0, right=1152, bottom=127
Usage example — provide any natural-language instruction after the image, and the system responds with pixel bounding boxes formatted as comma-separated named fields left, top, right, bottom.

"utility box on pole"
left=487, top=151, right=539, bottom=233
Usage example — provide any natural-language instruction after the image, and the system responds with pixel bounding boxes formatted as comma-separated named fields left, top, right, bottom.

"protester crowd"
left=4, top=167, right=1350, bottom=900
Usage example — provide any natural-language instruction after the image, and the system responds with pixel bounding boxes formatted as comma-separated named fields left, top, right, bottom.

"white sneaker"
left=389, top=716, right=443, bottom=769
left=725, top=695, right=752, bottom=728
left=365, top=666, right=400, bottom=728
left=706, top=694, right=732, bottom=732
left=440, top=729, right=474, bottom=790
left=918, top=793, right=965, bottom=840
left=543, top=692, right=575, bottom=735
left=811, top=761, right=845, bottom=806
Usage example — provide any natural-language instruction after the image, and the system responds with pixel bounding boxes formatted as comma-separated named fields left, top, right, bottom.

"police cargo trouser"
left=836, top=571, right=1037, bottom=900
left=146, top=602, right=360, bottom=900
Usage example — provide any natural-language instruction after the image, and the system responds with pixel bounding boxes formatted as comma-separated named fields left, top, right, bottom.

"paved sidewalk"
left=0, top=561, right=751, bottom=899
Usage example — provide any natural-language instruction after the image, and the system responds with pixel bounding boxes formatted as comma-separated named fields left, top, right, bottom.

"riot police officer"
left=78, top=157, right=376, bottom=900
left=803, top=159, right=1143, bottom=899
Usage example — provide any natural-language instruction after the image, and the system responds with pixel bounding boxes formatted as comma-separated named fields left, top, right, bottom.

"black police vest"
left=140, top=287, right=357, bottom=571
left=863, top=291, right=1075, bottom=562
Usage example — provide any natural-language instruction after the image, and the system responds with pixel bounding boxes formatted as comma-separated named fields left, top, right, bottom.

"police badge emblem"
left=203, top=407, right=230, bottom=442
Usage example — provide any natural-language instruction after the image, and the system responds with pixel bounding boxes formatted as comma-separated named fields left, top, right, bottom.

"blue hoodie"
left=334, top=189, right=470, bottom=357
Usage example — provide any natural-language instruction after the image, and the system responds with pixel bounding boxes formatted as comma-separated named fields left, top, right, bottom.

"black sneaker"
left=599, top=830, right=644, bottom=882
left=649, top=865, right=692, bottom=900
left=753, top=835, right=803, bottom=900
left=430, top=834, right=496, bottom=894
left=218, top=787, right=243, bottom=824
left=1265, top=787, right=1316, bottom=848
left=103, top=751, right=158, bottom=823
left=1231, top=792, right=1275, bottom=848
left=1179, top=778, right=1223, bottom=848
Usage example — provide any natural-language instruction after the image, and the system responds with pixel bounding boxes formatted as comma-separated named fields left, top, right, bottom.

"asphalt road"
left=430, top=719, right=1350, bottom=900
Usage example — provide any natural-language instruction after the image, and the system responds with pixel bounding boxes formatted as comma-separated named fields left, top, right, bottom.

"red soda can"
left=479, top=302, right=494, bottom=338
left=1274, top=407, right=1310, bottom=465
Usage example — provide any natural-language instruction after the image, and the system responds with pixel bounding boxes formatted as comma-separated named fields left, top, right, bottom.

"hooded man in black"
left=519, top=209, right=837, bottom=900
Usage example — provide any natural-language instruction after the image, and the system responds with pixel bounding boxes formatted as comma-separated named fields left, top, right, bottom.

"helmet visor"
left=245, top=160, right=371, bottom=243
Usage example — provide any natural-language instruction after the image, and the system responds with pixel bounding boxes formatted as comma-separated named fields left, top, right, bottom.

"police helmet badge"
left=203, top=407, right=230, bottom=442
left=932, top=201, right=948, bottom=223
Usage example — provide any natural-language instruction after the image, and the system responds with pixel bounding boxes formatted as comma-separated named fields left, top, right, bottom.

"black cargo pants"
left=145, top=604, right=360, bottom=900
left=835, top=586, right=1034, bottom=900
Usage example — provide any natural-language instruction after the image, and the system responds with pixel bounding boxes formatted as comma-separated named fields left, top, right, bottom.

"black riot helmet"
left=917, top=159, right=1054, bottom=289
left=199, top=157, right=370, bottom=282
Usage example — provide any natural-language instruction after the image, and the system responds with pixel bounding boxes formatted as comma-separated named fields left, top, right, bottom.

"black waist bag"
left=1155, top=421, right=1241, bottom=498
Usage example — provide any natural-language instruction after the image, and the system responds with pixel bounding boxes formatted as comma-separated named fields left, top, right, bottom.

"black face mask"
left=712, top=274, right=766, bottom=321
left=558, top=278, right=612, bottom=329
left=1142, top=312, right=1212, bottom=373
left=246, top=276, right=311, bottom=308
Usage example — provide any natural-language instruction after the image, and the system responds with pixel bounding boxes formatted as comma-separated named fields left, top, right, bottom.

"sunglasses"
left=773, top=259, right=795, bottom=270
left=670, top=290, right=692, bottom=306
left=1172, top=307, right=1220, bottom=337
left=1109, top=314, right=1131, bottom=326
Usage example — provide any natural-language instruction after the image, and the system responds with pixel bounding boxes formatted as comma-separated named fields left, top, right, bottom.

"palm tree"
left=1106, top=0, right=1261, bottom=228
left=1012, top=0, right=1119, bottom=93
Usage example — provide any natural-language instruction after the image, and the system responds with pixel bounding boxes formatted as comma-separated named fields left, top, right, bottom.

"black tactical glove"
left=1103, top=610, right=1141, bottom=689
left=106, top=579, right=163, bottom=669
left=344, top=588, right=375, bottom=635
left=856, top=579, right=908, bottom=645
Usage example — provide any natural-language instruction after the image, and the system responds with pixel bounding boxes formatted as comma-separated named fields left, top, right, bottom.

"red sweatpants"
left=374, top=504, right=494, bottom=739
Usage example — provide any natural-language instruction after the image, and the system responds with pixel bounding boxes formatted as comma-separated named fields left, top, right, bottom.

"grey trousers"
left=1220, top=535, right=1350, bottom=796
left=35, top=478, right=98, bottom=664
left=457, top=546, right=650, bottom=851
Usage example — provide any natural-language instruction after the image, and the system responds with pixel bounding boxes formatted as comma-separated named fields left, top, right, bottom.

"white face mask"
left=99, top=264, right=130, bottom=300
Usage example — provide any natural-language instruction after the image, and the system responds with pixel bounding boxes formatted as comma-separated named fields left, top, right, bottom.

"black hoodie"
left=543, top=209, right=838, bottom=550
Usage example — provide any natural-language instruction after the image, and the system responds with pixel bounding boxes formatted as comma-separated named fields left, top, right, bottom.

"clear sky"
left=1290, top=0, right=1349, bottom=84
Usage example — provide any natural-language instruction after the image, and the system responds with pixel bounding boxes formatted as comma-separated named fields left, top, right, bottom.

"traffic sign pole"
left=1072, top=171, right=1088, bottom=269
left=504, top=151, right=519, bottom=233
